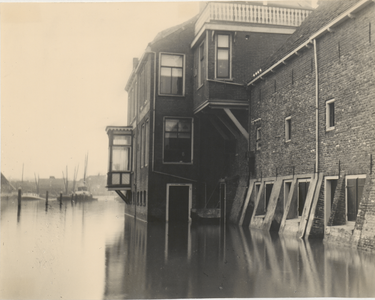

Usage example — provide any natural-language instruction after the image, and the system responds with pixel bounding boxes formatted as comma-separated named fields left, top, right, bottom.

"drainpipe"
left=149, top=50, right=196, bottom=183
left=313, top=39, right=319, bottom=174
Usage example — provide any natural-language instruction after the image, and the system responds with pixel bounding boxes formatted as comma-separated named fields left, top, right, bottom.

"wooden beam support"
left=208, top=116, right=230, bottom=140
left=223, top=108, right=249, bottom=140
left=217, top=115, right=240, bottom=138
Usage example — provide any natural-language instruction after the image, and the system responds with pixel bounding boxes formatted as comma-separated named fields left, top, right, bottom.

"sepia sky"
left=1, top=1, right=200, bottom=181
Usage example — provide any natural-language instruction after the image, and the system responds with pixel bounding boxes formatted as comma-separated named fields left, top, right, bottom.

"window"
left=198, top=41, right=205, bottom=87
left=256, top=127, right=261, bottom=150
left=216, top=34, right=231, bottom=78
left=160, top=53, right=184, bottom=95
left=326, top=99, right=335, bottom=131
left=164, top=118, right=193, bottom=163
left=111, top=135, right=131, bottom=171
left=285, top=117, right=291, bottom=141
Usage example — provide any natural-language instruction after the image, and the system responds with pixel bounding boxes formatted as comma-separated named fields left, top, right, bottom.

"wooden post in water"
left=18, top=188, right=21, bottom=207
left=59, top=192, right=62, bottom=205
left=45, top=191, right=49, bottom=204
left=17, top=188, right=22, bottom=221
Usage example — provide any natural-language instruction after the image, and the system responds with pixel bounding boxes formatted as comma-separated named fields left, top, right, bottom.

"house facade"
left=106, top=0, right=375, bottom=251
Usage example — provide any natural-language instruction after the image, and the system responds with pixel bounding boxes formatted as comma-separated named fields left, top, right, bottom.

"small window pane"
left=178, top=133, right=190, bottom=139
left=179, top=120, right=191, bottom=132
left=218, top=35, right=229, bottom=47
left=161, top=54, right=183, bottom=67
left=113, top=135, right=131, bottom=145
left=218, top=49, right=229, bottom=78
left=165, top=119, right=179, bottom=132
left=112, top=147, right=130, bottom=171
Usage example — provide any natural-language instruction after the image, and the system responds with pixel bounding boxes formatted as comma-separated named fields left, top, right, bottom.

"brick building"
left=106, top=1, right=312, bottom=222
left=106, top=0, right=374, bottom=251
left=240, top=0, right=375, bottom=251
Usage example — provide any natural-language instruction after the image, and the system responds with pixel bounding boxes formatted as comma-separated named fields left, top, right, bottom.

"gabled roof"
left=150, top=15, right=198, bottom=46
left=248, top=0, right=371, bottom=84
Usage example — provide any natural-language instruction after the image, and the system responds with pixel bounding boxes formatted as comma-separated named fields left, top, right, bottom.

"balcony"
left=195, top=2, right=312, bottom=35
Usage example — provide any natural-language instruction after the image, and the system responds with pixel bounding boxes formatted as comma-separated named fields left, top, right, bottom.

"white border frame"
left=324, top=176, right=339, bottom=226
left=285, top=116, right=291, bottom=142
left=214, top=33, right=232, bottom=80
left=345, top=174, right=366, bottom=223
left=166, top=183, right=192, bottom=222
left=326, top=99, right=335, bottom=131
left=158, top=52, right=186, bottom=97
left=162, top=116, right=194, bottom=165
left=297, top=178, right=311, bottom=217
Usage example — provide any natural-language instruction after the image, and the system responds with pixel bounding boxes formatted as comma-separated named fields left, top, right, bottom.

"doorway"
left=325, top=177, right=338, bottom=225
left=166, top=184, right=192, bottom=223
left=298, top=180, right=310, bottom=216
left=346, top=175, right=366, bottom=222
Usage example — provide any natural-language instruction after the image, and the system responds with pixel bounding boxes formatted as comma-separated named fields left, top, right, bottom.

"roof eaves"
left=247, top=0, right=373, bottom=87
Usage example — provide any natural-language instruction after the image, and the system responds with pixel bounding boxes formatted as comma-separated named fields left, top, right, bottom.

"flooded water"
left=1, top=197, right=375, bottom=299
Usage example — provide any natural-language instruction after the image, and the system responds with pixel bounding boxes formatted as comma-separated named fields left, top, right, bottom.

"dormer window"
left=216, top=34, right=231, bottom=79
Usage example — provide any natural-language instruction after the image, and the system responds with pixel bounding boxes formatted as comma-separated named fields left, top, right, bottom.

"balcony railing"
left=195, top=2, right=312, bottom=35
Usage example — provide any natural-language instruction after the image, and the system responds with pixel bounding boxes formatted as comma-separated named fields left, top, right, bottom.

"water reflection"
left=105, top=219, right=375, bottom=299
left=1, top=197, right=375, bottom=299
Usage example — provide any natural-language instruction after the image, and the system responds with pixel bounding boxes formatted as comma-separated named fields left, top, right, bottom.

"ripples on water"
left=1, top=197, right=374, bottom=299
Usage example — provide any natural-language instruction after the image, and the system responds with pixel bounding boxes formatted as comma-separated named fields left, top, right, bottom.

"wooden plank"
left=262, top=178, right=283, bottom=231
left=249, top=181, right=265, bottom=229
left=238, top=178, right=255, bottom=225
left=305, top=173, right=323, bottom=239
left=298, top=174, right=318, bottom=239
left=223, top=108, right=249, bottom=140
left=279, top=178, right=297, bottom=234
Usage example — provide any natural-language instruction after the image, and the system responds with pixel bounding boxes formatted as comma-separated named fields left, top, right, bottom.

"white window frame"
left=345, top=174, right=366, bottom=224
left=162, top=117, right=194, bottom=165
left=256, top=127, right=261, bottom=150
left=159, top=52, right=185, bottom=97
left=324, top=176, right=339, bottom=226
left=215, top=33, right=232, bottom=80
left=326, top=99, right=335, bottom=131
left=285, top=116, right=291, bottom=142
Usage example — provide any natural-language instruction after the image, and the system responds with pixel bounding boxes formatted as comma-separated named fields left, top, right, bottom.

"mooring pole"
left=17, top=188, right=22, bottom=222
left=59, top=192, right=62, bottom=206
left=18, top=188, right=21, bottom=207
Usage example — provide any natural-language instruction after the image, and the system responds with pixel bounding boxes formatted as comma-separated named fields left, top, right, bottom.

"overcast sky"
left=1, top=1, right=200, bottom=181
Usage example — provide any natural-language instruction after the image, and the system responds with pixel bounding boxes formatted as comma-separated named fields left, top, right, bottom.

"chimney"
left=133, top=58, right=139, bottom=70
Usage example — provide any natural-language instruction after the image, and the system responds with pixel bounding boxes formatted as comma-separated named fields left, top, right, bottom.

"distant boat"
left=73, top=185, right=97, bottom=201
left=22, top=192, right=44, bottom=200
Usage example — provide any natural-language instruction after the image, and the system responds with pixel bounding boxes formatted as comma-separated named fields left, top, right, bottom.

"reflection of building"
left=106, top=0, right=375, bottom=251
